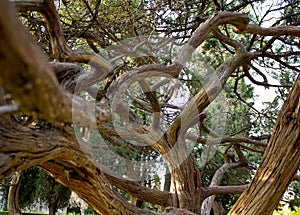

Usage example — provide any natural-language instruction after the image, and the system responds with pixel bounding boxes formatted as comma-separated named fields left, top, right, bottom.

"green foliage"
left=17, top=0, right=300, bottom=213
left=273, top=204, right=300, bottom=215
left=19, top=11, right=50, bottom=55
left=35, top=169, right=71, bottom=210
left=19, top=168, right=40, bottom=209
left=0, top=168, right=71, bottom=213
left=19, top=168, right=71, bottom=212
left=0, top=177, right=10, bottom=211
left=283, top=182, right=300, bottom=211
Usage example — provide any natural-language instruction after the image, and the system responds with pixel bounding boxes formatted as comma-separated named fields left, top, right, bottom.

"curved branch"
left=168, top=46, right=250, bottom=143
left=0, top=118, right=170, bottom=214
left=16, top=0, right=113, bottom=87
left=185, top=133, right=267, bottom=147
left=212, top=28, right=243, bottom=50
left=236, top=24, right=300, bottom=36
left=40, top=161, right=156, bottom=215
left=204, top=185, right=248, bottom=197
left=138, top=80, right=161, bottom=129
left=103, top=170, right=175, bottom=207
left=0, top=119, right=71, bottom=178
left=107, top=12, right=250, bottom=129
left=0, top=0, right=110, bottom=127
left=202, top=161, right=246, bottom=214
left=264, top=52, right=300, bottom=72
left=174, top=11, right=249, bottom=66
left=244, top=64, right=292, bottom=88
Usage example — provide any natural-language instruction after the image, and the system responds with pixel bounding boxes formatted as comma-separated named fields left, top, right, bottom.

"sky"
left=246, top=0, right=288, bottom=111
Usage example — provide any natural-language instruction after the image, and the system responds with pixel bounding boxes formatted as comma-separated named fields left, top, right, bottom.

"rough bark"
left=0, top=0, right=111, bottom=127
left=162, top=28, right=250, bottom=215
left=8, top=171, right=22, bottom=215
left=201, top=162, right=244, bottom=215
left=0, top=118, right=157, bottom=215
left=229, top=74, right=300, bottom=215
left=0, top=3, right=253, bottom=214
left=0, top=0, right=299, bottom=215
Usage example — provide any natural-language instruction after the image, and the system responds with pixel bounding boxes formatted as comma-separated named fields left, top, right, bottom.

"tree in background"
left=0, top=0, right=299, bottom=215
left=37, top=171, right=71, bottom=215
left=1, top=168, right=71, bottom=215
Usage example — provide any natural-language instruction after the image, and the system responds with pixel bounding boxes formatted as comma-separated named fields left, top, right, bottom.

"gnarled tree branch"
left=0, top=0, right=110, bottom=127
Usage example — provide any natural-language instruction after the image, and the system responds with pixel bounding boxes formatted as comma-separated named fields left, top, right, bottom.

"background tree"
left=1, top=168, right=71, bottom=215
left=19, top=168, right=71, bottom=215
left=0, top=0, right=299, bottom=215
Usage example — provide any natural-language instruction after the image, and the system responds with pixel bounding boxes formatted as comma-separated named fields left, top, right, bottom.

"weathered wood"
left=0, top=0, right=300, bottom=214
left=229, top=74, right=300, bottom=215
left=0, top=0, right=111, bottom=127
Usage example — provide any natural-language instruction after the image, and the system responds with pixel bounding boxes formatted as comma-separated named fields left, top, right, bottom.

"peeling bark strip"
left=229, top=74, right=300, bottom=215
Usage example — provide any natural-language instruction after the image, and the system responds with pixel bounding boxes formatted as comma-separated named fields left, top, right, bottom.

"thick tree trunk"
left=166, top=154, right=204, bottom=214
left=229, top=74, right=300, bottom=215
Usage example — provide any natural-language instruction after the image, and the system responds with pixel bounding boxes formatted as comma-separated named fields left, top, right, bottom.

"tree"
left=0, top=0, right=299, bottom=215
left=18, top=167, right=71, bottom=215
left=36, top=170, right=71, bottom=215
left=1, top=167, right=71, bottom=214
